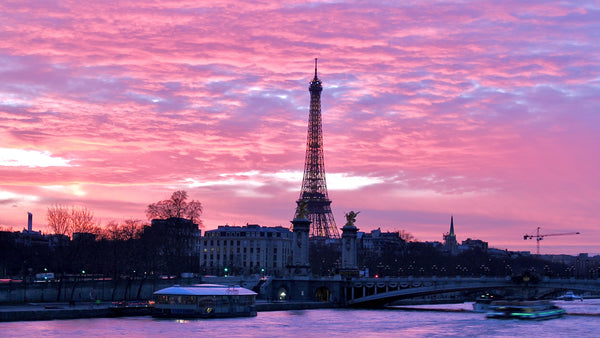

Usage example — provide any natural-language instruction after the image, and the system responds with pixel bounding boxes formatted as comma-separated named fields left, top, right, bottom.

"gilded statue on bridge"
left=344, top=211, right=360, bottom=227
left=296, top=199, right=309, bottom=219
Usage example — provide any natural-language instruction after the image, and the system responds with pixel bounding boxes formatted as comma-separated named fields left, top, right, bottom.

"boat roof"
left=154, top=284, right=257, bottom=296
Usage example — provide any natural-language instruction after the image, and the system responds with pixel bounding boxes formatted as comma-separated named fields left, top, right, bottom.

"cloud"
left=0, top=148, right=74, bottom=167
left=0, top=0, right=598, bottom=253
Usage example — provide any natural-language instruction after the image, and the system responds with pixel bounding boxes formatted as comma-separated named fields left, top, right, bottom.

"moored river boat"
left=153, top=284, right=257, bottom=318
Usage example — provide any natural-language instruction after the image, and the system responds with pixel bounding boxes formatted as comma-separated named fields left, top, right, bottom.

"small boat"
left=485, top=300, right=565, bottom=320
left=472, top=293, right=497, bottom=313
left=556, top=291, right=583, bottom=301
left=153, top=284, right=257, bottom=318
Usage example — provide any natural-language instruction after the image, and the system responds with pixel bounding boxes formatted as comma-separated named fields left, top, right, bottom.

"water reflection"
left=1, top=300, right=599, bottom=338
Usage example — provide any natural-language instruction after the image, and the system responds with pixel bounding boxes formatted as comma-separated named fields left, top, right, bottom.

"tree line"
left=45, top=190, right=203, bottom=240
left=0, top=191, right=203, bottom=279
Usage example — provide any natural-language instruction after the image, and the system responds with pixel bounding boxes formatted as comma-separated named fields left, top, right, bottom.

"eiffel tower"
left=295, top=59, right=339, bottom=239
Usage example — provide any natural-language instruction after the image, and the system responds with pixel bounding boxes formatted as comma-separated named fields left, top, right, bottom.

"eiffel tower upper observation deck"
left=295, top=59, right=340, bottom=239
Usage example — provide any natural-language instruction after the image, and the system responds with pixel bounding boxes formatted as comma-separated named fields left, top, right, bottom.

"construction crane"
left=523, top=227, right=580, bottom=255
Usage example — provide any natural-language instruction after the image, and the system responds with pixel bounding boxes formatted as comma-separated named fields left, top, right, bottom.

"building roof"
left=154, top=284, right=257, bottom=296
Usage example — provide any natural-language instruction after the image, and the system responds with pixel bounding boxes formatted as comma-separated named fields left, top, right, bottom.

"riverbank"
left=0, top=302, right=115, bottom=322
left=0, top=300, right=337, bottom=322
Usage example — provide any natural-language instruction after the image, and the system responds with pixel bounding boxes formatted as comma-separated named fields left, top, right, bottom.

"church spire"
left=444, top=215, right=458, bottom=254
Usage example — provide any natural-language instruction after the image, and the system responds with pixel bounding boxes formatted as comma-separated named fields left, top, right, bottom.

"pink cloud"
left=0, top=0, right=599, bottom=254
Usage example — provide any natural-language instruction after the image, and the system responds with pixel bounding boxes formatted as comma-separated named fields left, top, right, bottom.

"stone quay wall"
left=0, top=276, right=264, bottom=304
left=0, top=279, right=183, bottom=304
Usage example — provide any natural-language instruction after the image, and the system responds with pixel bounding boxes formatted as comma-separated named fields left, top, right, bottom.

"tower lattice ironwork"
left=295, top=59, right=339, bottom=239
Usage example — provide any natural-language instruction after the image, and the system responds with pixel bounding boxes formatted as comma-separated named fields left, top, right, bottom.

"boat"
left=485, top=300, right=565, bottom=320
left=556, top=291, right=583, bottom=301
left=153, top=284, right=257, bottom=318
left=472, top=293, right=498, bottom=313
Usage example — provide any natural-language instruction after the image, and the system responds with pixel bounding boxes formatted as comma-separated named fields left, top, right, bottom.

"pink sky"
left=1, top=0, right=599, bottom=255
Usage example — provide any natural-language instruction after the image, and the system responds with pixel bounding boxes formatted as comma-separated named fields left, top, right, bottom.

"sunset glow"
left=1, top=0, right=599, bottom=254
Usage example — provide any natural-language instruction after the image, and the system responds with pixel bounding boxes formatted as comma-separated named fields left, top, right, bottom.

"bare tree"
left=47, top=205, right=71, bottom=236
left=121, top=219, right=144, bottom=240
left=101, top=219, right=144, bottom=241
left=169, top=190, right=187, bottom=218
left=185, top=200, right=203, bottom=223
left=146, top=190, right=203, bottom=227
left=46, top=204, right=98, bottom=238
left=399, top=230, right=415, bottom=242
left=70, top=206, right=96, bottom=234
left=101, top=221, right=121, bottom=241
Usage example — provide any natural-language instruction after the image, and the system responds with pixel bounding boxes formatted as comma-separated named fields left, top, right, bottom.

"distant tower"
left=27, top=212, right=33, bottom=232
left=295, top=59, right=339, bottom=239
left=443, top=215, right=458, bottom=254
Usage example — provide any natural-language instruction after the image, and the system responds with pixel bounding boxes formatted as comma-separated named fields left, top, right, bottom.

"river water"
left=2, top=300, right=599, bottom=337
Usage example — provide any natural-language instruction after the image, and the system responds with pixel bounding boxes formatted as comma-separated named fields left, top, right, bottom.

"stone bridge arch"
left=315, top=286, right=331, bottom=302
left=346, top=277, right=600, bottom=308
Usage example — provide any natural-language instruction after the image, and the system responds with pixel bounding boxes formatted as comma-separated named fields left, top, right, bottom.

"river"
left=2, top=299, right=599, bottom=337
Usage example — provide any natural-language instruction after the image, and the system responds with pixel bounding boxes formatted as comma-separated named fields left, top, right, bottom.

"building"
left=145, top=217, right=202, bottom=273
left=149, top=217, right=201, bottom=254
left=460, top=238, right=488, bottom=252
left=200, top=224, right=293, bottom=277
left=359, top=228, right=405, bottom=255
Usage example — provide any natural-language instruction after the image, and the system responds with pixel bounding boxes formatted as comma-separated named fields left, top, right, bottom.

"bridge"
left=345, top=277, right=600, bottom=307
left=266, top=276, right=600, bottom=307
